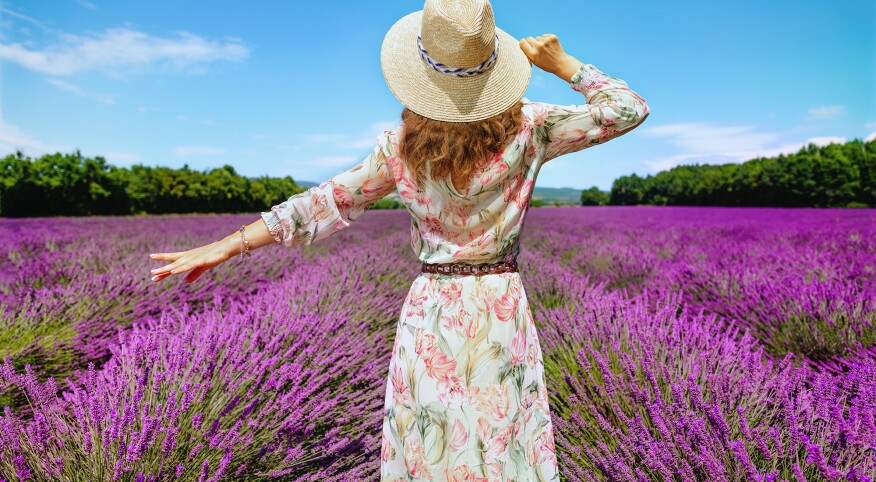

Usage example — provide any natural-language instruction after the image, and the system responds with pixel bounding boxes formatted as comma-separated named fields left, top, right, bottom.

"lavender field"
left=0, top=206, right=874, bottom=481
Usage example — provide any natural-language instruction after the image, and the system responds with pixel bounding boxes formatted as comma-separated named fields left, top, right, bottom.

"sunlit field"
left=1, top=206, right=874, bottom=481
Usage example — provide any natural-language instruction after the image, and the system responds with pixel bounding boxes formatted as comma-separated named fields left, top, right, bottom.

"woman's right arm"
left=519, top=35, right=650, bottom=164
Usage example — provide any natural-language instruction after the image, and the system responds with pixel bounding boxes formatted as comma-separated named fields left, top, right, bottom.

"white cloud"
left=76, top=0, right=96, bottom=9
left=172, top=146, right=226, bottom=156
left=805, top=104, right=846, bottom=120
left=0, top=119, right=72, bottom=157
left=865, top=120, right=876, bottom=130
left=0, top=7, right=51, bottom=31
left=0, top=26, right=249, bottom=77
left=46, top=78, right=114, bottom=104
left=866, top=132, right=876, bottom=142
left=639, top=122, right=848, bottom=172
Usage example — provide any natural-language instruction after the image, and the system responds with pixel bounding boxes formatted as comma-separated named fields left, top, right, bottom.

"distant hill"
left=297, top=180, right=581, bottom=205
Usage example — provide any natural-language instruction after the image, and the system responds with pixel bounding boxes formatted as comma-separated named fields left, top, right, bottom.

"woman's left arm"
left=149, top=130, right=398, bottom=283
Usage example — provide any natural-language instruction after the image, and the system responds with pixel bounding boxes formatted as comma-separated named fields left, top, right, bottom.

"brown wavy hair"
left=398, top=100, right=524, bottom=193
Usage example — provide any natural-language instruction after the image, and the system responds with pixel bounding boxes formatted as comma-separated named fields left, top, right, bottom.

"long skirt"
left=380, top=271, right=560, bottom=482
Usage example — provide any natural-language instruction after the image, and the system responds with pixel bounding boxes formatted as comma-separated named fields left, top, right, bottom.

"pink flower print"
left=404, top=438, right=432, bottom=479
left=519, top=390, right=537, bottom=425
left=475, top=415, right=493, bottom=443
left=445, top=464, right=478, bottom=482
left=544, top=129, right=589, bottom=160
left=440, top=310, right=461, bottom=333
left=508, top=277, right=523, bottom=298
left=405, top=283, right=429, bottom=318
left=424, top=352, right=457, bottom=383
left=513, top=178, right=534, bottom=210
left=309, top=190, right=336, bottom=223
left=483, top=424, right=513, bottom=464
left=446, top=198, right=472, bottom=228
left=421, top=213, right=448, bottom=248
left=453, top=230, right=496, bottom=259
left=530, top=102, right=549, bottom=127
left=441, top=309, right=476, bottom=338
left=438, top=281, right=464, bottom=312
left=475, top=383, right=510, bottom=421
left=414, top=327, right=438, bottom=360
left=414, top=188, right=431, bottom=206
left=525, top=342, right=539, bottom=368
left=512, top=416, right=524, bottom=445
left=437, top=374, right=467, bottom=410
left=492, top=293, right=517, bottom=322
left=501, top=172, right=525, bottom=203
left=469, top=282, right=498, bottom=313
left=448, top=419, right=469, bottom=452
left=509, top=329, right=526, bottom=366
left=484, top=460, right=504, bottom=480
left=536, top=382, right=551, bottom=415
left=381, top=430, right=395, bottom=463
left=514, top=119, right=533, bottom=145
left=392, top=364, right=410, bottom=406
left=461, top=310, right=479, bottom=338
left=332, top=183, right=354, bottom=211
left=362, top=176, right=395, bottom=200
left=386, top=155, right=405, bottom=182
left=476, top=153, right=510, bottom=186
left=398, top=176, right=418, bottom=200
left=535, top=425, right=557, bottom=464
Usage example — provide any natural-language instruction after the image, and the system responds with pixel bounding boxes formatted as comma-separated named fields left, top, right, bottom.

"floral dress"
left=261, top=63, right=649, bottom=481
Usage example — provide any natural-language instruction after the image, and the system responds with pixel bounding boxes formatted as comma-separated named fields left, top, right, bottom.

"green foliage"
left=529, top=198, right=544, bottom=207
left=369, top=198, right=404, bottom=210
left=607, top=138, right=876, bottom=207
left=0, top=150, right=305, bottom=216
left=580, top=186, right=610, bottom=206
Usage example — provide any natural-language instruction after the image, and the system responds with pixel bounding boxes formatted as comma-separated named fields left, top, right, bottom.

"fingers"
left=151, top=258, right=187, bottom=277
left=150, top=252, right=184, bottom=261
left=186, top=266, right=208, bottom=283
left=519, top=38, right=537, bottom=58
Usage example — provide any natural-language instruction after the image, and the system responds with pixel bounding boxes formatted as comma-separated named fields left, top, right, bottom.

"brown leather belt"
left=421, top=260, right=518, bottom=276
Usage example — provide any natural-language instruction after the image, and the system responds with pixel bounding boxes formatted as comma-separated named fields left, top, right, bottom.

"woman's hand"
left=519, top=34, right=585, bottom=83
left=150, top=236, right=238, bottom=283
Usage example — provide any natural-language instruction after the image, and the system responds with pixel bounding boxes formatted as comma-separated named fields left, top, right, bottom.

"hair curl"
left=398, top=101, right=524, bottom=193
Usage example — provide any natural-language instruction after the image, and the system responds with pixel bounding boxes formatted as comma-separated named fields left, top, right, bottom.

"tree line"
left=583, top=138, right=875, bottom=208
left=0, top=150, right=305, bottom=217
left=3, top=137, right=874, bottom=217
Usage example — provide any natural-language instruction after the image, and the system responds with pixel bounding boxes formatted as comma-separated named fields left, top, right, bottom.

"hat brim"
left=380, top=10, right=532, bottom=123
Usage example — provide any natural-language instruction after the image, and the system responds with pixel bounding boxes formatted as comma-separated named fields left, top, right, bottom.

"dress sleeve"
left=532, top=63, right=650, bottom=164
left=260, top=130, right=398, bottom=247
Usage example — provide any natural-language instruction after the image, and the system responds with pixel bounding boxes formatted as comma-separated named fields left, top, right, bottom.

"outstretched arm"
left=519, top=34, right=649, bottom=164
left=149, top=132, right=397, bottom=283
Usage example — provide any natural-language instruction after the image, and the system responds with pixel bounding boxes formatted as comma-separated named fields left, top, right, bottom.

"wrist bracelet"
left=238, top=225, right=252, bottom=259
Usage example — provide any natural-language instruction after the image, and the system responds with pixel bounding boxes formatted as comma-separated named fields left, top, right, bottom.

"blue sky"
left=1, top=0, right=873, bottom=190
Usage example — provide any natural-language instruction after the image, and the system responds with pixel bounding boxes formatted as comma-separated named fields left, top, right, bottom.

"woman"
left=149, top=0, right=649, bottom=479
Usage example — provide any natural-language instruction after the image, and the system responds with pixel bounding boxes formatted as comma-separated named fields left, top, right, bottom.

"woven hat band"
left=417, top=33, right=499, bottom=77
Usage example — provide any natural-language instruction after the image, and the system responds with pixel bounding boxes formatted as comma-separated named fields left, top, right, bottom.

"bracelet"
left=238, top=225, right=251, bottom=259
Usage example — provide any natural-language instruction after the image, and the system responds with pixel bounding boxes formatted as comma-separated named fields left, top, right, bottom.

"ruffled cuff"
left=569, top=63, right=618, bottom=100
left=260, top=211, right=283, bottom=245
left=261, top=181, right=352, bottom=248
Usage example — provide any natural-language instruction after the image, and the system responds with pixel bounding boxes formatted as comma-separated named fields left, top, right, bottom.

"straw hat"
left=380, top=0, right=532, bottom=123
